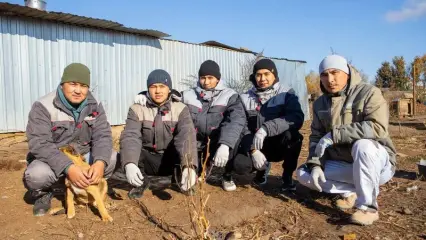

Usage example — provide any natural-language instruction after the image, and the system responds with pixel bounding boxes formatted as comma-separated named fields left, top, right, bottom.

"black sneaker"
left=281, top=175, right=296, bottom=192
left=281, top=180, right=296, bottom=192
left=128, top=179, right=151, bottom=199
left=252, top=162, right=271, bottom=186
left=33, top=191, right=53, bottom=216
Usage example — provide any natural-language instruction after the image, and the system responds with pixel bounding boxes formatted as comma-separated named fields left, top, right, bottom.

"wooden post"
left=413, top=65, right=416, bottom=117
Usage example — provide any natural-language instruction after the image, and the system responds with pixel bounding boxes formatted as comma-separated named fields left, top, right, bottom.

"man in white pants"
left=297, top=55, right=397, bottom=226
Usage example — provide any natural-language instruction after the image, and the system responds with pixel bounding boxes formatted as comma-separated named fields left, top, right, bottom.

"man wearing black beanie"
left=120, top=69, right=199, bottom=198
left=183, top=60, right=246, bottom=192
left=236, top=58, right=305, bottom=192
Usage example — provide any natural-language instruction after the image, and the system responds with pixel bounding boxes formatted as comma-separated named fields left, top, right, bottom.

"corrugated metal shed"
left=0, top=7, right=308, bottom=133
left=0, top=2, right=170, bottom=38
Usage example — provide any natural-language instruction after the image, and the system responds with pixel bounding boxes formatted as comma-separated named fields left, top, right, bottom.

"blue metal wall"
left=0, top=15, right=308, bottom=133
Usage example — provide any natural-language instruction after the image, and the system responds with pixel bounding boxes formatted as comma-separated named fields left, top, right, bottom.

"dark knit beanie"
left=147, top=69, right=172, bottom=89
left=61, top=63, right=91, bottom=86
left=198, top=60, right=221, bottom=80
left=252, top=58, right=278, bottom=80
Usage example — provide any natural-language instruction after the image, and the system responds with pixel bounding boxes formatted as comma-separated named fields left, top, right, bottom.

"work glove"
left=180, top=167, right=197, bottom=191
left=253, top=128, right=268, bottom=150
left=213, top=144, right=230, bottom=168
left=125, top=163, right=144, bottom=187
left=134, top=93, right=147, bottom=106
left=314, top=132, right=333, bottom=158
left=251, top=150, right=268, bottom=171
left=310, top=166, right=326, bottom=192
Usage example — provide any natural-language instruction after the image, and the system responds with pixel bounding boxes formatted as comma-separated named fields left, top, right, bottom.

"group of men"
left=23, top=54, right=396, bottom=226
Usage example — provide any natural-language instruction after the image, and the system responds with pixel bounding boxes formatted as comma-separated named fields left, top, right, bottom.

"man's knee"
left=282, top=130, right=304, bottom=146
left=104, top=151, right=118, bottom=178
left=351, top=139, right=378, bottom=161
left=296, top=165, right=311, bottom=186
left=233, top=154, right=252, bottom=175
left=23, top=161, right=57, bottom=190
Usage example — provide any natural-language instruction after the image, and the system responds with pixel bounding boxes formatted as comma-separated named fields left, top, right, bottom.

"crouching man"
left=297, top=55, right=397, bottom=226
left=120, top=69, right=198, bottom=198
left=24, top=63, right=116, bottom=216
left=237, top=59, right=304, bottom=192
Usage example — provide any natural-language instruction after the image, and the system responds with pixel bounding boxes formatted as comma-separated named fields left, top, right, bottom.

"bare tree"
left=225, top=51, right=264, bottom=94
left=179, top=51, right=264, bottom=94
left=180, top=74, right=198, bottom=89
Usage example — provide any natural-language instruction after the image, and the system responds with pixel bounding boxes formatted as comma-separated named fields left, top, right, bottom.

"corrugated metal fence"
left=0, top=15, right=308, bottom=133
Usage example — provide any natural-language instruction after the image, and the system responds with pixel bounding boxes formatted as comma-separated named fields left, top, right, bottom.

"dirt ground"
left=0, top=118, right=425, bottom=240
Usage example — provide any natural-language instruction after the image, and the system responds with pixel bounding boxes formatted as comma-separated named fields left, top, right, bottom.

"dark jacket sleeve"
left=119, top=107, right=143, bottom=170
left=218, top=94, right=247, bottom=149
left=306, top=103, right=327, bottom=168
left=174, top=106, right=198, bottom=169
left=90, top=103, right=113, bottom=166
left=26, top=102, right=73, bottom=177
left=262, top=91, right=304, bottom=137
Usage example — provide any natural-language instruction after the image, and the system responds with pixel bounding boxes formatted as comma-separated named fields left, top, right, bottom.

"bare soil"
left=0, top=118, right=425, bottom=240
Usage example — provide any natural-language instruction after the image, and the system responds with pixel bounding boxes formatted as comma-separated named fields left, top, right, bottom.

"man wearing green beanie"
left=23, top=63, right=116, bottom=217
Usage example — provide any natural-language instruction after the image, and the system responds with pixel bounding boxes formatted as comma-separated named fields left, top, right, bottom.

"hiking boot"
left=33, top=191, right=53, bottom=216
left=335, top=193, right=357, bottom=210
left=280, top=178, right=296, bottom=192
left=252, top=162, right=271, bottom=186
left=350, top=208, right=379, bottom=226
left=128, top=179, right=151, bottom=199
left=222, top=174, right=236, bottom=192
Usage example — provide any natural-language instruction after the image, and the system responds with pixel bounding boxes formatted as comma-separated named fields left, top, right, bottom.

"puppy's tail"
left=49, top=207, right=66, bottom=215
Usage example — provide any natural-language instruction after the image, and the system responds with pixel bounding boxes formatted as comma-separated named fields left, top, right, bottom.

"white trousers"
left=297, top=139, right=394, bottom=210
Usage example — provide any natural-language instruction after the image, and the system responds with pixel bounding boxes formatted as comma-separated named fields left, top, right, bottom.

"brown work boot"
left=335, top=193, right=357, bottom=210
left=350, top=208, right=379, bottom=226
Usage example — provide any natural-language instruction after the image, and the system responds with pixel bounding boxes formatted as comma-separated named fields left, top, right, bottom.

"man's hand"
left=88, top=161, right=105, bottom=184
left=213, top=144, right=230, bottom=168
left=180, top=167, right=197, bottom=191
left=314, top=132, right=333, bottom=158
left=125, top=163, right=144, bottom=187
left=311, top=166, right=326, bottom=192
left=253, top=128, right=267, bottom=150
left=67, top=164, right=91, bottom=188
left=251, top=150, right=268, bottom=170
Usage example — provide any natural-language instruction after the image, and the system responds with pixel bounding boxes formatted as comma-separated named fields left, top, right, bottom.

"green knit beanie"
left=61, top=63, right=91, bottom=86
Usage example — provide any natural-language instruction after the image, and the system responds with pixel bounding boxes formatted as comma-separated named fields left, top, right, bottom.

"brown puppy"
left=59, top=145, right=113, bottom=222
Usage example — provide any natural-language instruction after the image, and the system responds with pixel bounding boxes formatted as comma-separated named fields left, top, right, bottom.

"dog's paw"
left=102, top=215, right=113, bottom=222
left=67, top=211, right=75, bottom=219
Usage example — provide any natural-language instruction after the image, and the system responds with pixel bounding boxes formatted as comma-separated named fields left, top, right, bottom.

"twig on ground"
left=277, top=235, right=295, bottom=239
left=380, top=221, right=407, bottom=230
left=38, top=229, right=71, bottom=239
left=408, top=217, right=426, bottom=223
left=134, top=199, right=188, bottom=240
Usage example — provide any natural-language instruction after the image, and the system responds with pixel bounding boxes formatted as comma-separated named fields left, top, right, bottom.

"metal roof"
left=201, top=40, right=255, bottom=54
left=0, top=2, right=170, bottom=38
left=200, top=40, right=306, bottom=63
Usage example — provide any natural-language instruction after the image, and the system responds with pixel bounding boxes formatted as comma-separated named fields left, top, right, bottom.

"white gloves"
left=180, top=167, right=197, bottom=191
left=253, top=128, right=267, bottom=150
left=213, top=144, right=229, bottom=168
left=314, top=132, right=333, bottom=158
left=125, top=163, right=144, bottom=187
left=134, top=94, right=147, bottom=106
left=311, top=166, right=326, bottom=192
left=251, top=150, right=268, bottom=170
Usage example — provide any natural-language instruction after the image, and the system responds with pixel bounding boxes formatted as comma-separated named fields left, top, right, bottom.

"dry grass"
left=111, top=125, right=124, bottom=151
left=182, top=138, right=212, bottom=240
